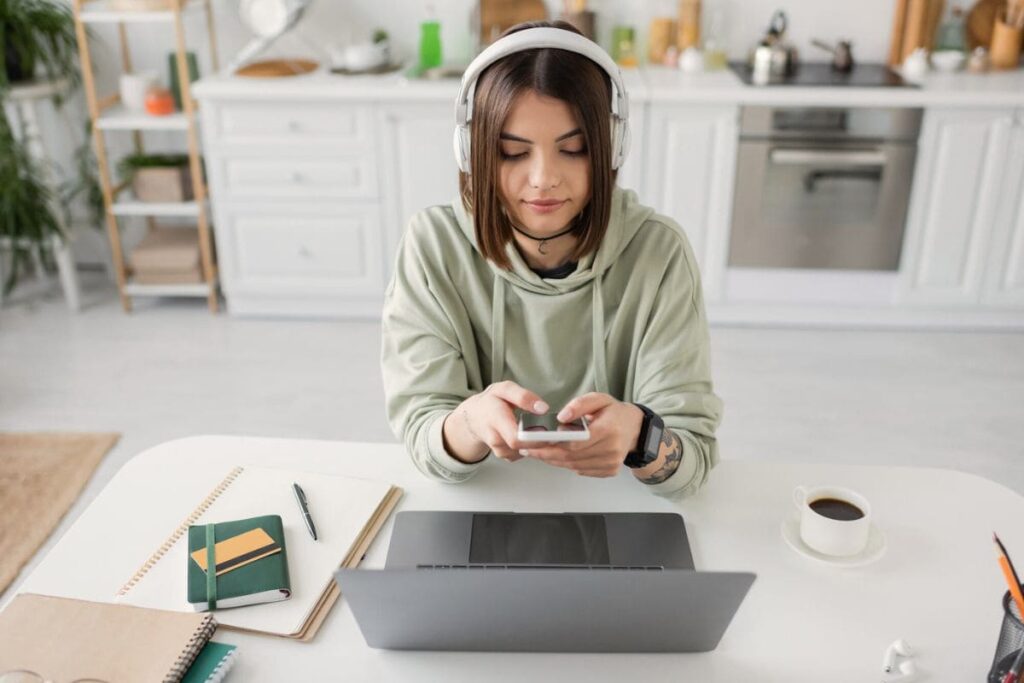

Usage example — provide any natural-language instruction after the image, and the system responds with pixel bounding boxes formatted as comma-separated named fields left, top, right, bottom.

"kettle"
left=748, top=10, right=799, bottom=81
left=811, top=38, right=854, bottom=72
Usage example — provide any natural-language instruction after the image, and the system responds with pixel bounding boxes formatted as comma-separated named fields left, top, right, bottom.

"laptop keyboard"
left=415, top=564, right=665, bottom=570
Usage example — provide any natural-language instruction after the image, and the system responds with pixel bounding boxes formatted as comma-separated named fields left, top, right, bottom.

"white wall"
left=36, top=0, right=902, bottom=264
left=97, top=0, right=901, bottom=86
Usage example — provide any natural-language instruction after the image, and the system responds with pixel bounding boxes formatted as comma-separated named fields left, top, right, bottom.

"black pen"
left=292, top=482, right=319, bottom=541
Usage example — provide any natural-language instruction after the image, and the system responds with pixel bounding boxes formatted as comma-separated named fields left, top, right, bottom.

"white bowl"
left=931, top=50, right=965, bottom=72
left=343, top=43, right=388, bottom=71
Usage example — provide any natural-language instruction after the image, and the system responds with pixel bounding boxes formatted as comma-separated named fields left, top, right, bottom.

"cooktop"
left=728, top=61, right=914, bottom=88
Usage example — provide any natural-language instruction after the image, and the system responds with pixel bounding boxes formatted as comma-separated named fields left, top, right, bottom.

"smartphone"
left=517, top=411, right=590, bottom=442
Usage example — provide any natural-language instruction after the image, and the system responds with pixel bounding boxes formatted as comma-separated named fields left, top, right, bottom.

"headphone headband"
left=453, top=27, right=631, bottom=173
left=455, top=27, right=628, bottom=126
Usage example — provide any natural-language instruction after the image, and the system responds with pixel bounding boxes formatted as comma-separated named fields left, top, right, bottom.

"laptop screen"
left=468, top=513, right=610, bottom=565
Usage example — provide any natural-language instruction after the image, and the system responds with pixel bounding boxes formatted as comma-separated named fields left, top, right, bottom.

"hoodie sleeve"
left=381, top=222, right=485, bottom=483
left=631, top=225, right=723, bottom=499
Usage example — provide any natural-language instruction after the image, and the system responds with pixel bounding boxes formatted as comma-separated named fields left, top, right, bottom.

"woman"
left=381, top=21, right=722, bottom=498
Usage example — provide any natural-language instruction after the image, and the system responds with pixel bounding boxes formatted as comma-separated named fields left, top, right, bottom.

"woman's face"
left=498, top=90, right=591, bottom=237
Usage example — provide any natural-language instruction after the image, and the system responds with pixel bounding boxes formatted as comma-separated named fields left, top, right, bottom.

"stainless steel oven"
left=729, top=106, right=922, bottom=270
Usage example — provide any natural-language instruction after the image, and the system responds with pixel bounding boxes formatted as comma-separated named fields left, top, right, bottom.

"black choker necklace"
left=509, top=222, right=578, bottom=255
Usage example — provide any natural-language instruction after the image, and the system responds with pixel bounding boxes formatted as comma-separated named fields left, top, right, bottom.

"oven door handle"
left=769, top=148, right=888, bottom=166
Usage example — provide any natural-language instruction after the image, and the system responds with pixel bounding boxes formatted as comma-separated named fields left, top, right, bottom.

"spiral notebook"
left=114, top=465, right=401, bottom=640
left=0, top=593, right=216, bottom=683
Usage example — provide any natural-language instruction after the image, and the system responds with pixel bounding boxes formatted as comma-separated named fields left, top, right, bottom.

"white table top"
left=14, top=435, right=1023, bottom=681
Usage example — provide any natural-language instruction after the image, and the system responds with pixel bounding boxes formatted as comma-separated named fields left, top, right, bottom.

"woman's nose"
left=528, top=151, right=561, bottom=190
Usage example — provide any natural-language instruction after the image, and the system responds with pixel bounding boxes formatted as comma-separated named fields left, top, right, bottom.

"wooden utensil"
left=902, top=0, right=930, bottom=61
left=888, top=0, right=911, bottom=66
left=924, top=0, right=946, bottom=50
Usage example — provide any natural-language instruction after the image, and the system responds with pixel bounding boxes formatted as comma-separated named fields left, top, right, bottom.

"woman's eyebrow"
left=498, top=128, right=583, bottom=144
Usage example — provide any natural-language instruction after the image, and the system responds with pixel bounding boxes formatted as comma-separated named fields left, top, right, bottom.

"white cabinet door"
left=982, top=110, right=1024, bottom=308
left=216, top=201, right=385, bottom=311
left=642, top=104, right=739, bottom=302
left=378, top=104, right=461, bottom=281
left=897, top=108, right=1013, bottom=305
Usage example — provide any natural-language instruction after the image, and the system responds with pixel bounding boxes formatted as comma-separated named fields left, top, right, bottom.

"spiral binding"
left=117, top=466, right=245, bottom=597
left=167, top=614, right=217, bottom=683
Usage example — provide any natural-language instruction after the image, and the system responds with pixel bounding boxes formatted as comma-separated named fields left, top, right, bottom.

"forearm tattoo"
left=637, top=427, right=684, bottom=485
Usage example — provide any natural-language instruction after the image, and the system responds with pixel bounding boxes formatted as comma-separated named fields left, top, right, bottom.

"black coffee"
left=809, top=497, right=864, bottom=521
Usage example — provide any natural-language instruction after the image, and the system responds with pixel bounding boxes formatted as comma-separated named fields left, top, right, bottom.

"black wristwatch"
left=624, top=403, right=664, bottom=469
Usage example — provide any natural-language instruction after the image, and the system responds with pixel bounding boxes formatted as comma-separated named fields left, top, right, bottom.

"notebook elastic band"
left=205, top=523, right=217, bottom=610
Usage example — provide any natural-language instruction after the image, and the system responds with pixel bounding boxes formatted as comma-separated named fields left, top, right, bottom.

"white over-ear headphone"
left=453, top=26, right=631, bottom=174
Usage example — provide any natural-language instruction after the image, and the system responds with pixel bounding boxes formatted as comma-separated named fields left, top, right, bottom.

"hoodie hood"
left=452, top=186, right=655, bottom=295
left=451, top=186, right=655, bottom=394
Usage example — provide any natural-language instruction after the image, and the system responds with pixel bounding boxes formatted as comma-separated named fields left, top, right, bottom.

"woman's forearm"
left=631, top=427, right=684, bottom=485
left=442, top=402, right=490, bottom=464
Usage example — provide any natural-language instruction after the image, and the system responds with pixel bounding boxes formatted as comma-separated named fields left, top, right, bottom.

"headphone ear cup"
left=610, top=117, right=630, bottom=170
left=453, top=126, right=470, bottom=174
left=618, top=119, right=631, bottom=170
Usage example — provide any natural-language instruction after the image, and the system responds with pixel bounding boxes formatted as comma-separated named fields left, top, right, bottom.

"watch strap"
left=624, top=403, right=662, bottom=469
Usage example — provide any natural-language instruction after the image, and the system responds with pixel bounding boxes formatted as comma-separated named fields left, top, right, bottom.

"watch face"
left=644, top=425, right=663, bottom=460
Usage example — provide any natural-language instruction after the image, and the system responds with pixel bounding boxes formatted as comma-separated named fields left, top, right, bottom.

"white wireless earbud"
left=882, top=640, right=917, bottom=682
left=883, top=639, right=914, bottom=672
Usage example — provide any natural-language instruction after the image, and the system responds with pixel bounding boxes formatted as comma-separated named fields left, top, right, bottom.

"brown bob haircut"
left=458, top=20, right=617, bottom=270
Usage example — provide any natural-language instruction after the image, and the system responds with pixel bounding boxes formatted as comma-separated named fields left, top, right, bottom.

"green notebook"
left=181, top=641, right=238, bottom=683
left=187, top=514, right=291, bottom=611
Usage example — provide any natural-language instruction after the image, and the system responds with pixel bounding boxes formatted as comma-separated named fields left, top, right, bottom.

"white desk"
left=14, top=435, right=1022, bottom=681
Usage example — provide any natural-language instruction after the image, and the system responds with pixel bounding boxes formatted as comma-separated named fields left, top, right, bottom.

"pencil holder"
left=989, top=592, right=1024, bottom=682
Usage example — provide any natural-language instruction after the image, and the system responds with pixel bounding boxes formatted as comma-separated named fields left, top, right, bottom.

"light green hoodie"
left=381, top=186, right=723, bottom=498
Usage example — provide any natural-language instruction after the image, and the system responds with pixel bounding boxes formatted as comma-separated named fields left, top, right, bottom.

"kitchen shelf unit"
left=72, top=0, right=220, bottom=312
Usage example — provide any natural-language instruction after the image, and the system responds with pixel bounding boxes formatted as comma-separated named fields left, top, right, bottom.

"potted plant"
left=0, top=0, right=81, bottom=295
left=117, top=153, right=198, bottom=203
left=1, top=0, right=79, bottom=91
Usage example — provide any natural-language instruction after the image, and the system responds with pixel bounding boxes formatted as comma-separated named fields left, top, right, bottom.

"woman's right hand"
left=443, top=381, right=549, bottom=463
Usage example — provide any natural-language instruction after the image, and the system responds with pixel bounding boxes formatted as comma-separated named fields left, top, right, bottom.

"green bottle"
left=419, top=20, right=442, bottom=70
left=935, top=7, right=967, bottom=52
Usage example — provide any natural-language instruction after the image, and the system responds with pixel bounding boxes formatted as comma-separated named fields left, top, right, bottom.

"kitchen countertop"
left=193, top=63, right=1024, bottom=109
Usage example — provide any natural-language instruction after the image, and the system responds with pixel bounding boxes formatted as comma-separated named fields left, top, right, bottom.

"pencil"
left=997, top=533, right=1024, bottom=589
left=995, top=533, right=1024, bottom=618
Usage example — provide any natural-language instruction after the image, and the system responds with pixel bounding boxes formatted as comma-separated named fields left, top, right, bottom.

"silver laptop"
left=334, top=511, right=755, bottom=653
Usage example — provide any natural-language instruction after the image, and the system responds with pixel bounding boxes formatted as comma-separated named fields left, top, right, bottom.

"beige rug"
left=0, top=432, right=120, bottom=594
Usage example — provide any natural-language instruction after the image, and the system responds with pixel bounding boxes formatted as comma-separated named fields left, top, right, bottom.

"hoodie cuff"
left=427, top=412, right=488, bottom=476
left=643, top=431, right=701, bottom=497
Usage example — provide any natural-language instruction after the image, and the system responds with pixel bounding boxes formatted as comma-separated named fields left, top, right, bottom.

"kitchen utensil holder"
left=990, top=17, right=1023, bottom=69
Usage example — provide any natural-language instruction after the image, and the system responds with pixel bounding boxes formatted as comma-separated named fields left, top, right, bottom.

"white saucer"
left=781, top=518, right=886, bottom=568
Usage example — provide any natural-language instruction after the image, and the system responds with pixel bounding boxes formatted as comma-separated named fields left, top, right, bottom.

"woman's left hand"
left=521, top=393, right=644, bottom=477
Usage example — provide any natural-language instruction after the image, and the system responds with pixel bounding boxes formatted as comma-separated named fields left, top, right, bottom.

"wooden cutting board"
left=967, top=0, right=1004, bottom=49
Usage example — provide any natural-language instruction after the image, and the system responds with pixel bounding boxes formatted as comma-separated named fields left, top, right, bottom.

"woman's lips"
left=523, top=199, right=567, bottom=214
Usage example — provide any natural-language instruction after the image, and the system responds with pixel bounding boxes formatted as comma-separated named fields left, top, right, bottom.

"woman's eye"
left=561, top=147, right=587, bottom=157
left=500, top=149, right=528, bottom=160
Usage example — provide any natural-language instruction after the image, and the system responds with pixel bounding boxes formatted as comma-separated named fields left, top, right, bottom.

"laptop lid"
left=334, top=567, right=755, bottom=652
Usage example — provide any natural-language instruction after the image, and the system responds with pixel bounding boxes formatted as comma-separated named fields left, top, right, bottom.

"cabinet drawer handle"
left=298, top=245, right=312, bottom=259
left=287, top=120, right=301, bottom=132
left=292, top=172, right=305, bottom=183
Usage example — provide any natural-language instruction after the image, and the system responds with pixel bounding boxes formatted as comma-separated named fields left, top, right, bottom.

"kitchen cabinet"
left=897, top=108, right=1014, bottom=306
left=378, top=103, right=461, bottom=283
left=200, top=98, right=387, bottom=317
left=982, top=109, right=1024, bottom=307
left=641, top=104, right=738, bottom=302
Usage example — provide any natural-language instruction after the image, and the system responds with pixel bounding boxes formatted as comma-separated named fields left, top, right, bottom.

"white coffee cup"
left=793, top=485, right=871, bottom=557
left=120, top=71, right=159, bottom=111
